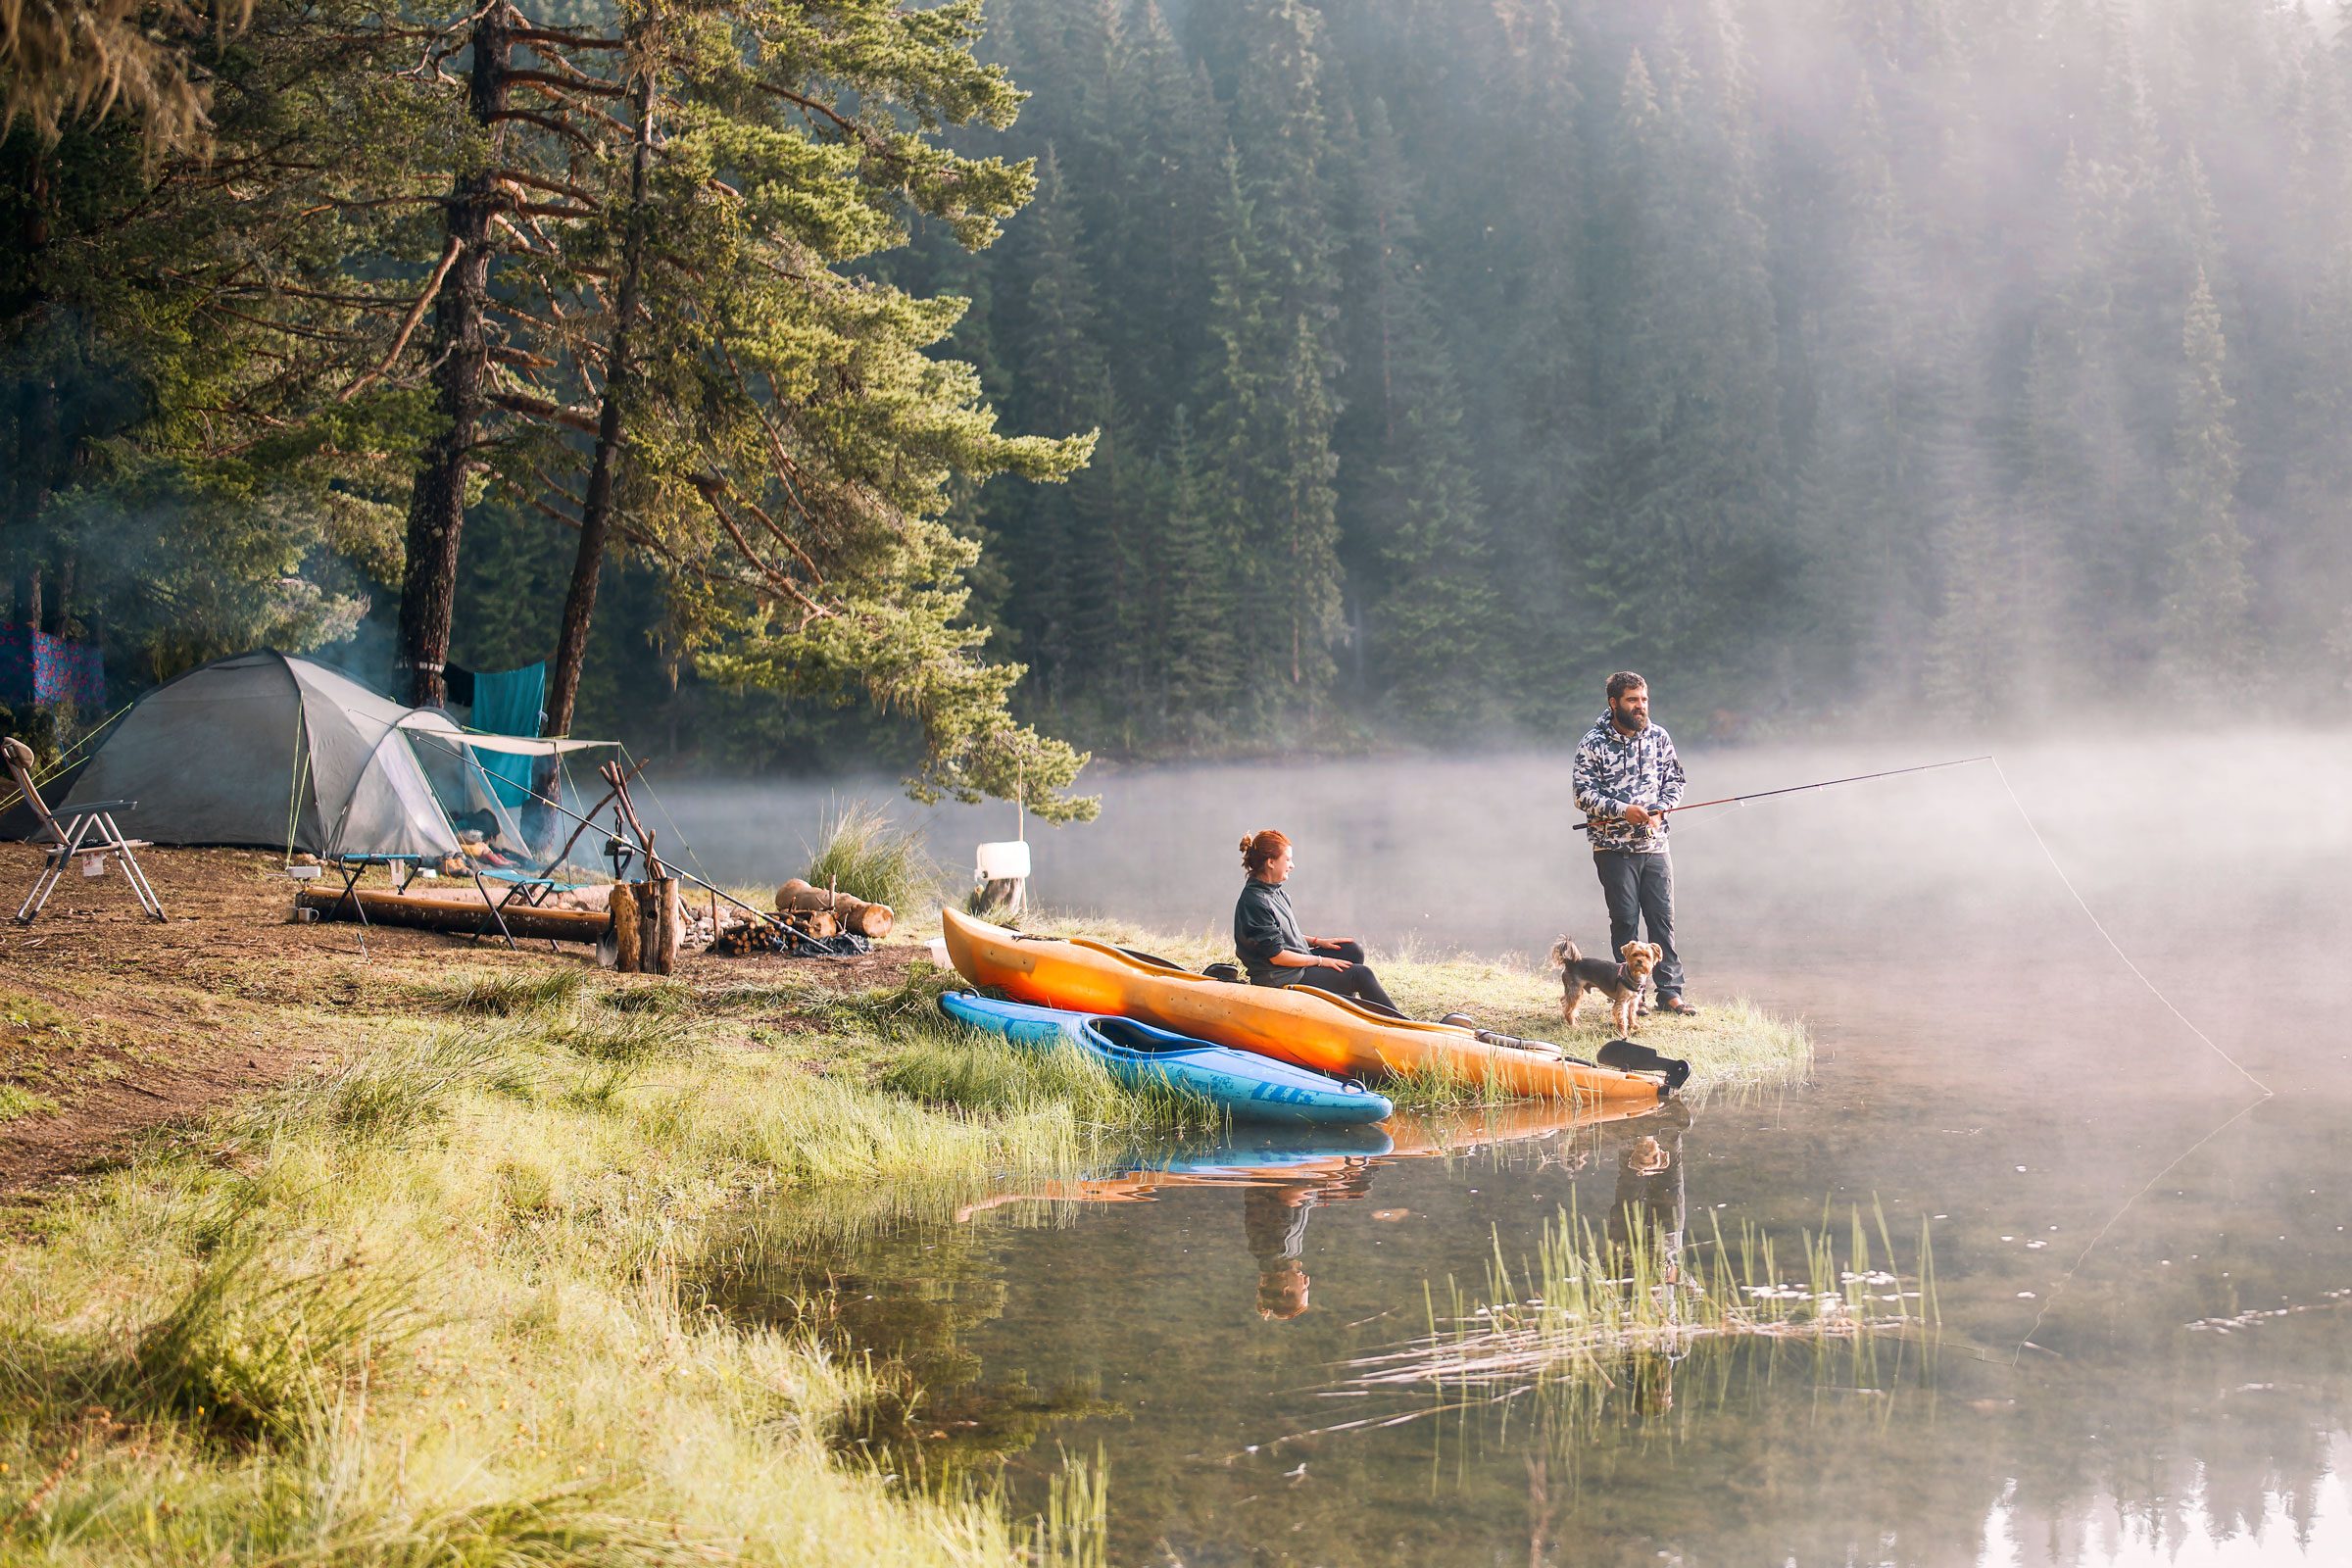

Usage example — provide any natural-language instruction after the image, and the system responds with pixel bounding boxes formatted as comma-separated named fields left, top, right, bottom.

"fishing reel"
left=604, top=833, right=637, bottom=881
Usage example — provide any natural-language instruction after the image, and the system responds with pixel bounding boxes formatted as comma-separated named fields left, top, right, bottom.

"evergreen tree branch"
left=334, top=232, right=464, bottom=403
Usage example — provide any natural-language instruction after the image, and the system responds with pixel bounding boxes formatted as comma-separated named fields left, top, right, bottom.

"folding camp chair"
left=4, top=736, right=166, bottom=925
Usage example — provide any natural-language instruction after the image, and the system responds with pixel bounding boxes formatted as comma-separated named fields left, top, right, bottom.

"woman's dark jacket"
left=1234, top=878, right=1308, bottom=987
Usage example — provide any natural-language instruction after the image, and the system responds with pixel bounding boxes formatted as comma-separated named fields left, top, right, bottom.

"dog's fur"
left=1549, top=937, right=1663, bottom=1035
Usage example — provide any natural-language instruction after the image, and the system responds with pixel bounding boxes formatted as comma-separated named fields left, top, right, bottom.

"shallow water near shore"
left=677, top=732, right=2352, bottom=1565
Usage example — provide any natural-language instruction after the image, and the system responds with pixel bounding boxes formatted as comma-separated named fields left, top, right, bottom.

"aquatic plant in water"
left=1345, top=1201, right=1935, bottom=1396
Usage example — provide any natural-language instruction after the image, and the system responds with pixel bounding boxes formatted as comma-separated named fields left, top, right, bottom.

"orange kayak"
left=940, top=908, right=1669, bottom=1104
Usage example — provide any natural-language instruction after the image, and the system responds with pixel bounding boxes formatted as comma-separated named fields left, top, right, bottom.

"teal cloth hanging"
left=468, top=662, right=546, bottom=807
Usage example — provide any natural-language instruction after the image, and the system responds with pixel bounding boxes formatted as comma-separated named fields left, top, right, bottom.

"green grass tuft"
left=1378, top=1055, right=1530, bottom=1113
left=284, top=1486, right=736, bottom=1566
left=124, top=1227, right=423, bottom=1443
left=881, top=1026, right=1226, bottom=1137
left=1025, top=1447, right=1110, bottom=1568
left=304, top=1030, right=513, bottom=1141
left=600, top=980, right=695, bottom=1015
left=805, top=799, right=943, bottom=912
left=416, top=967, right=588, bottom=1017
left=549, top=1008, right=696, bottom=1066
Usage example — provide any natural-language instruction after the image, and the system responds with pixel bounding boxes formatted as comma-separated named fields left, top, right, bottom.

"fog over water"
left=674, top=726, right=2352, bottom=1565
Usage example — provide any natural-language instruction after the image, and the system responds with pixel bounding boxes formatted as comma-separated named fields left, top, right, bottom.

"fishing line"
left=1986, top=753, right=2275, bottom=1365
left=2006, top=1094, right=2269, bottom=1367
left=1987, top=756, right=2271, bottom=1096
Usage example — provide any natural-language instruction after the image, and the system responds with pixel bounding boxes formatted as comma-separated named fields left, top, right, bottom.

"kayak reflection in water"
left=1244, top=1163, right=1378, bottom=1321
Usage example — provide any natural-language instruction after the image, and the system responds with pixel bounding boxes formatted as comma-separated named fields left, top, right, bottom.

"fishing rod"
left=1574, top=755, right=1992, bottom=832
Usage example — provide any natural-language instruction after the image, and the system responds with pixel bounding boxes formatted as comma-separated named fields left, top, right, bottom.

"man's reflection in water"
left=1602, top=1100, right=1694, bottom=1412
left=1243, top=1162, right=1377, bottom=1320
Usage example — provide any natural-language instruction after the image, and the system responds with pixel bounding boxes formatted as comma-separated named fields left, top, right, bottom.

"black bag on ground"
left=1596, top=1036, right=1692, bottom=1090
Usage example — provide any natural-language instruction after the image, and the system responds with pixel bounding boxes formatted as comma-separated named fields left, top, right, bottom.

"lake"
left=663, top=728, right=2352, bottom=1565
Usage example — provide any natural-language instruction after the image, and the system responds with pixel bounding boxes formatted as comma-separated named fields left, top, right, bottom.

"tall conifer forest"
left=7, top=0, right=2352, bottom=775
left=918, top=0, right=2352, bottom=751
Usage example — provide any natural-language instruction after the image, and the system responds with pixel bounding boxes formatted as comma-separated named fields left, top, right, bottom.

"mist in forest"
left=664, top=721, right=2352, bottom=1068
left=867, top=0, right=2352, bottom=761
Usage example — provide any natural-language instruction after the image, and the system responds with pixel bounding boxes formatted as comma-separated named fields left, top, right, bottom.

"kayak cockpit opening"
left=1091, top=1017, right=1198, bottom=1055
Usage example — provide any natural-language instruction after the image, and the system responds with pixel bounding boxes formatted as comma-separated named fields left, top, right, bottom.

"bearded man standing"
left=1570, top=670, right=1700, bottom=1017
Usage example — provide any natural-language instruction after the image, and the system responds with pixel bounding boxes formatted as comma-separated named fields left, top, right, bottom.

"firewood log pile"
left=773, top=878, right=894, bottom=938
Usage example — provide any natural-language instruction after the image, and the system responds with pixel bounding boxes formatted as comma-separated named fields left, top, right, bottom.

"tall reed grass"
left=1345, top=1200, right=1934, bottom=1397
left=806, top=799, right=944, bottom=911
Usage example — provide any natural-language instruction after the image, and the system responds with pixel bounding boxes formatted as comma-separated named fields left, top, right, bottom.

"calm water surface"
left=669, top=732, right=2352, bottom=1565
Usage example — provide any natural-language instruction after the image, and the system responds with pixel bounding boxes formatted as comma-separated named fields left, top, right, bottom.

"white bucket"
left=974, top=840, right=1031, bottom=881
left=926, top=935, right=950, bottom=967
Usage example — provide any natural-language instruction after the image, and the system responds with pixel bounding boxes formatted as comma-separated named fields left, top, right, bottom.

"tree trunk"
left=610, top=881, right=642, bottom=971
left=12, top=368, right=57, bottom=631
left=43, top=550, right=74, bottom=636
left=9, top=147, right=54, bottom=565
left=296, top=885, right=610, bottom=943
left=649, top=874, right=680, bottom=973
left=774, top=877, right=895, bottom=938
left=397, top=5, right=514, bottom=709
left=545, top=53, right=656, bottom=739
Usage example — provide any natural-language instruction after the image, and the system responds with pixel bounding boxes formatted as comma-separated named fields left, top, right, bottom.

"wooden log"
left=610, top=882, right=641, bottom=971
left=297, top=887, right=611, bottom=944
left=780, top=906, right=838, bottom=941
left=650, top=875, right=681, bottom=974
left=774, top=877, right=894, bottom=938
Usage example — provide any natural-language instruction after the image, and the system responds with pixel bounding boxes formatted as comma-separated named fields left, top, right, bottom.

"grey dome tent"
left=50, top=651, right=602, bottom=858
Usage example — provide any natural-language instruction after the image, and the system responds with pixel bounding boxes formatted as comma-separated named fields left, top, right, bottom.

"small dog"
left=1549, top=937, right=1663, bottom=1036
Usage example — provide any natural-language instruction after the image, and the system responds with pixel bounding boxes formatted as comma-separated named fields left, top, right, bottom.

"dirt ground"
left=0, top=845, right=922, bottom=1197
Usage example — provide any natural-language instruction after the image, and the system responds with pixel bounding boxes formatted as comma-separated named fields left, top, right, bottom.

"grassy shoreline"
left=0, top=875, right=1808, bottom=1564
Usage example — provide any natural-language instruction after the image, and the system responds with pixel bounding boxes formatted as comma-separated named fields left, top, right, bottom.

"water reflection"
left=1605, top=1101, right=1692, bottom=1418
left=1605, top=1099, right=1690, bottom=1285
left=696, top=1201, right=1121, bottom=1489
left=1244, top=1165, right=1377, bottom=1321
left=672, top=735, right=2352, bottom=1562
left=955, top=1102, right=1673, bottom=1324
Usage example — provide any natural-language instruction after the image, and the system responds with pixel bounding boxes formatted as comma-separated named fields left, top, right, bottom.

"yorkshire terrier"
left=1549, top=937, right=1663, bottom=1036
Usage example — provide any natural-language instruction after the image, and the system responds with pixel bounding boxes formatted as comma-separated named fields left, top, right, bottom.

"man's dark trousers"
left=1592, top=850, right=1687, bottom=1001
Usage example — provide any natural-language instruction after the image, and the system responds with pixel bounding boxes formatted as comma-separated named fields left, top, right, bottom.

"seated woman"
left=1232, top=829, right=1402, bottom=1017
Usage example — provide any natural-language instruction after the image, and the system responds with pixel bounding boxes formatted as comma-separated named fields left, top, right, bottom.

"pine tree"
left=1232, top=0, right=1338, bottom=321
left=1342, top=99, right=1495, bottom=735
left=1268, top=312, right=1343, bottom=708
left=1197, top=102, right=1346, bottom=729
left=995, top=147, right=1110, bottom=708
left=1156, top=404, right=1242, bottom=740
left=3, top=0, right=450, bottom=676
left=1920, top=501, right=2008, bottom=726
left=614, top=0, right=1102, bottom=817
left=2159, top=268, right=2254, bottom=690
left=1115, top=1, right=1222, bottom=439
left=1793, top=75, right=1946, bottom=691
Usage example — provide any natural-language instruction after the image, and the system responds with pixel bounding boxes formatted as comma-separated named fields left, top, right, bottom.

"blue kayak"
left=938, top=991, right=1395, bottom=1126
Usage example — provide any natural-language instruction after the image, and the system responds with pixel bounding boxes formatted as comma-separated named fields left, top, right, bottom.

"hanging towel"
left=0, top=627, right=105, bottom=711
left=468, top=662, right=547, bottom=807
